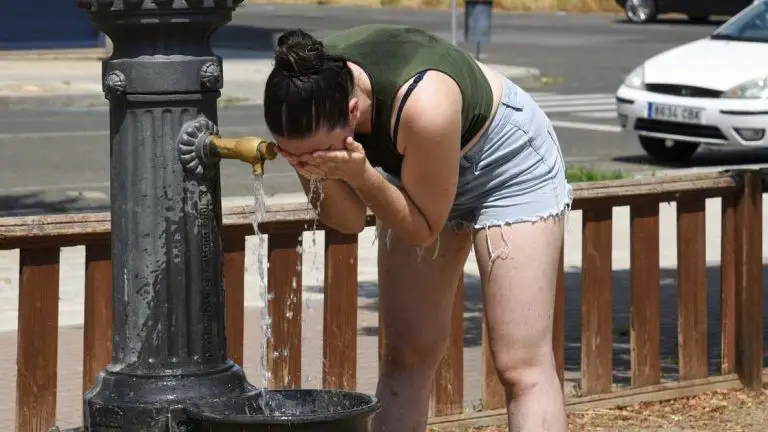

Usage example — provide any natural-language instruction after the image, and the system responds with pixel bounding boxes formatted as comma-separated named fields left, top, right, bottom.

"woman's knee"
left=381, top=330, right=450, bottom=374
left=492, top=343, right=556, bottom=397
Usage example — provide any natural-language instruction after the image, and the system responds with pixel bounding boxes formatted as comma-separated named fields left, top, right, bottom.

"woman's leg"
left=374, top=222, right=472, bottom=432
left=474, top=217, right=567, bottom=432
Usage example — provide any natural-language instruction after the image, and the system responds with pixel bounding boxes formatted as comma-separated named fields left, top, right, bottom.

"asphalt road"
left=226, top=4, right=720, bottom=93
left=2, top=6, right=765, bottom=216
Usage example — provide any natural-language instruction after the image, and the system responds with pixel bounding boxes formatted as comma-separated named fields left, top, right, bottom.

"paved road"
left=227, top=4, right=721, bottom=93
left=3, top=6, right=767, bottom=216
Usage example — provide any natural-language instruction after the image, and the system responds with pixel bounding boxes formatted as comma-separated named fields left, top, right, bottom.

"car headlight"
left=722, top=77, right=768, bottom=99
left=623, top=65, right=645, bottom=90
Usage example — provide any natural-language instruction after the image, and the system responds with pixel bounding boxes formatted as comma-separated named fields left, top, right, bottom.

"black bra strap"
left=392, top=70, right=427, bottom=147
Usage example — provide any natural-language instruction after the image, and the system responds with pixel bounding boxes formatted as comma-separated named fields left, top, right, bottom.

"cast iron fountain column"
left=77, top=1, right=252, bottom=430
left=77, top=1, right=380, bottom=430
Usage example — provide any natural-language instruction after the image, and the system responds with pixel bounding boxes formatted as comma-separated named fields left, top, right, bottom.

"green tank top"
left=323, top=24, right=494, bottom=177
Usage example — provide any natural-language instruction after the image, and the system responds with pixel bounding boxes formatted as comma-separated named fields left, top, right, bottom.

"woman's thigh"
left=377, top=222, right=473, bottom=366
left=473, top=216, right=565, bottom=372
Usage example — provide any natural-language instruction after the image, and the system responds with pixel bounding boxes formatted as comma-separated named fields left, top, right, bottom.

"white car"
left=616, top=1, right=768, bottom=163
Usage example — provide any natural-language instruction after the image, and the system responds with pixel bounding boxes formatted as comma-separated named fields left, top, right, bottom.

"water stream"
left=252, top=174, right=273, bottom=414
left=251, top=175, right=326, bottom=412
left=304, top=179, right=325, bottom=387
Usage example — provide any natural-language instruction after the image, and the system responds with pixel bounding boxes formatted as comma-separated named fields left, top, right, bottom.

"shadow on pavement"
left=611, top=17, right=728, bottom=27
left=0, top=193, right=91, bottom=217
left=340, top=263, right=768, bottom=387
left=212, top=24, right=289, bottom=52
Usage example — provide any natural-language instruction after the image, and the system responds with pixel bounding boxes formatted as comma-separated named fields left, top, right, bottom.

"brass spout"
left=177, top=118, right=276, bottom=177
left=209, top=136, right=277, bottom=176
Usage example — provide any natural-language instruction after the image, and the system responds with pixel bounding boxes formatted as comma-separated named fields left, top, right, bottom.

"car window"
left=711, top=1, right=768, bottom=42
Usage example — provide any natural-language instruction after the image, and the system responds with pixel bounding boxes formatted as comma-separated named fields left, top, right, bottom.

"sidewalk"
left=1, top=194, right=767, bottom=429
left=0, top=48, right=540, bottom=108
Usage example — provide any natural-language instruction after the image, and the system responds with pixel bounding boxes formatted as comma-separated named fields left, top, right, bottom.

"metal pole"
left=76, top=1, right=250, bottom=430
left=450, top=0, right=458, bottom=46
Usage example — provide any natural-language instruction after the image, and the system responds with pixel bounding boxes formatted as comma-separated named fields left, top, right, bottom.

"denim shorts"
left=380, top=76, right=573, bottom=230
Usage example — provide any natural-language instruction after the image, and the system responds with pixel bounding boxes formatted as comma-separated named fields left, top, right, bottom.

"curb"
left=0, top=91, right=262, bottom=109
left=0, top=48, right=108, bottom=61
left=0, top=93, right=107, bottom=109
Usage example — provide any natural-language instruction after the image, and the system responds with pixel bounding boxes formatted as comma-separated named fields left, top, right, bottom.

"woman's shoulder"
left=393, top=71, right=462, bottom=137
left=400, top=71, right=462, bottom=114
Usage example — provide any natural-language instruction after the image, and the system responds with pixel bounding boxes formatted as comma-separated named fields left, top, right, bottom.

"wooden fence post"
left=734, top=170, right=764, bottom=389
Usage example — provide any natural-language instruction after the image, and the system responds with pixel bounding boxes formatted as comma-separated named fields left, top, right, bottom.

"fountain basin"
left=178, top=389, right=381, bottom=432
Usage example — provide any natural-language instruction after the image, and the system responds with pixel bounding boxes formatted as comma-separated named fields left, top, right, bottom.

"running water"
left=303, top=179, right=324, bottom=387
left=252, top=174, right=273, bottom=413
left=251, top=175, right=326, bottom=405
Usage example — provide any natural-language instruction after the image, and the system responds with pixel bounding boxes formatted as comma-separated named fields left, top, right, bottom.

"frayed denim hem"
left=447, top=185, right=574, bottom=231
left=373, top=187, right=574, bottom=264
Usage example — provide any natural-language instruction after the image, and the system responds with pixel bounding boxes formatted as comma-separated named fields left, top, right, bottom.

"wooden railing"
left=0, top=169, right=765, bottom=431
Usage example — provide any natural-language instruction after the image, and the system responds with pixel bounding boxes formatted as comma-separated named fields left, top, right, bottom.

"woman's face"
left=275, top=126, right=351, bottom=157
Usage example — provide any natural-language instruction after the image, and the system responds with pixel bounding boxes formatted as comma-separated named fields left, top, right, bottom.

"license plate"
left=647, top=103, right=704, bottom=124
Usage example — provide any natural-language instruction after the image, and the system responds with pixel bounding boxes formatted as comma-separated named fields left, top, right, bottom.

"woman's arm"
left=297, top=174, right=368, bottom=234
left=348, top=72, right=462, bottom=246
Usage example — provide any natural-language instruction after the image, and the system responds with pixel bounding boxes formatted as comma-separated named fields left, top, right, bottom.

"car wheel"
left=624, top=0, right=657, bottom=23
left=639, top=137, right=700, bottom=164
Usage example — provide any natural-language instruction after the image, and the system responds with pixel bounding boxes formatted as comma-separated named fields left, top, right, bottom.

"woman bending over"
left=263, top=24, right=571, bottom=432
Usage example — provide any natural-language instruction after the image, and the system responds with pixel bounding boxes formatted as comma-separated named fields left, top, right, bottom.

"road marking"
left=530, top=92, right=620, bottom=118
left=575, top=111, right=619, bottom=119
left=532, top=93, right=613, bottom=102
left=536, top=98, right=614, bottom=107
left=527, top=92, right=557, bottom=97
left=551, top=120, right=622, bottom=133
left=543, top=104, right=617, bottom=113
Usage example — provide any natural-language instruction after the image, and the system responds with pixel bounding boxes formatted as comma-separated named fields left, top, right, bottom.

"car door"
left=712, top=0, right=755, bottom=16
left=656, top=0, right=709, bottom=17
left=665, top=0, right=753, bottom=18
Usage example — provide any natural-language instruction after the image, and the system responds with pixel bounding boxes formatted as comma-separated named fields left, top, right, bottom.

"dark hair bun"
left=275, top=29, right=325, bottom=76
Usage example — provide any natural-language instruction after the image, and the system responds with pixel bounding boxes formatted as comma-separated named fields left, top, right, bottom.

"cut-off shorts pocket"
left=523, top=127, right=558, bottom=172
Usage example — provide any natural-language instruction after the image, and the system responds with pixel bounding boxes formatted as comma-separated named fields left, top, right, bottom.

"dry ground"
left=244, top=0, right=622, bottom=14
left=461, top=388, right=768, bottom=432
left=51, top=388, right=767, bottom=432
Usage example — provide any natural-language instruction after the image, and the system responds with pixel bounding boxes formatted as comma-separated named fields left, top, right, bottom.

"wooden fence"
left=0, top=169, right=765, bottom=431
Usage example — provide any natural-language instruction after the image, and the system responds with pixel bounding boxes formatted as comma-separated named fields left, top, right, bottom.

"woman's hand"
left=276, top=147, right=326, bottom=180
left=297, top=137, right=369, bottom=186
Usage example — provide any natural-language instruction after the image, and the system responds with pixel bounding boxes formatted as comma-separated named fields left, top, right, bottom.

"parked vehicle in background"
left=617, top=0, right=755, bottom=24
left=615, top=1, right=768, bottom=163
